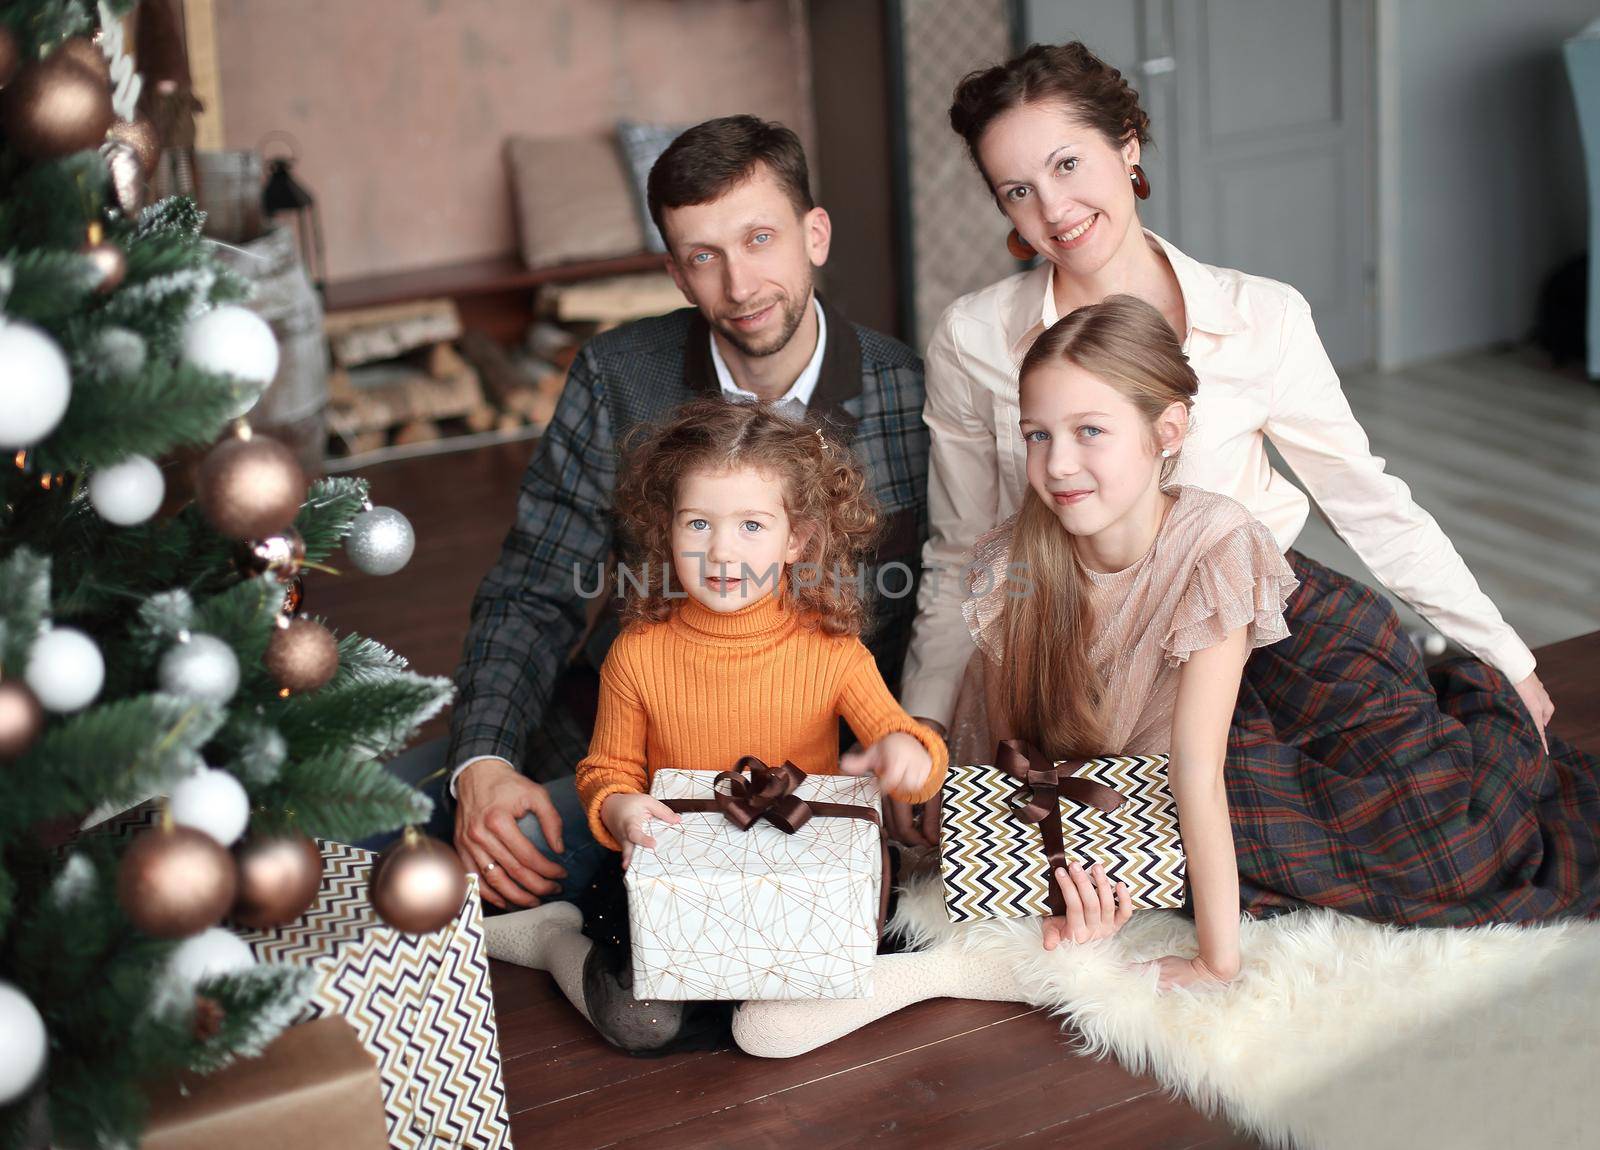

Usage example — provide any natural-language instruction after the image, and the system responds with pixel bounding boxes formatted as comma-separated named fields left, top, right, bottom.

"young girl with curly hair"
left=487, top=398, right=947, bottom=1055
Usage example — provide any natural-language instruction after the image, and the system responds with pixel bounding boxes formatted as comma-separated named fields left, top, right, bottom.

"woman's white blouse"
left=900, top=230, right=1535, bottom=727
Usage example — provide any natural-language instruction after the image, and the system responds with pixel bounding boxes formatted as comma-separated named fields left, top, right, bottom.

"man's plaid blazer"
left=446, top=296, right=930, bottom=781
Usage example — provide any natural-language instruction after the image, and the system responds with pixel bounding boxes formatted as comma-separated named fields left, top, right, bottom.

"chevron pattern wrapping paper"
left=87, top=806, right=511, bottom=1149
left=939, top=755, right=1187, bottom=923
left=240, top=841, right=512, bottom=1150
left=626, top=769, right=882, bottom=1001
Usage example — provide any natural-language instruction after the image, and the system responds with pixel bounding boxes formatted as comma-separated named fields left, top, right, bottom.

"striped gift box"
left=938, top=750, right=1187, bottom=923
left=91, top=805, right=510, bottom=1149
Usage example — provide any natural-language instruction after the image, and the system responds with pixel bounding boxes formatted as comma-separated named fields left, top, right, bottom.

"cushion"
left=616, top=120, right=688, bottom=253
left=505, top=134, right=645, bottom=268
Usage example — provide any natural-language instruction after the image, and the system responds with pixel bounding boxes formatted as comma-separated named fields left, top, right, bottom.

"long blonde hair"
left=1001, top=295, right=1198, bottom=757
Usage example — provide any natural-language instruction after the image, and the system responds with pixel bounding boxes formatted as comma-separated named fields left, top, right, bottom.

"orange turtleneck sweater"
left=576, top=592, right=948, bottom=850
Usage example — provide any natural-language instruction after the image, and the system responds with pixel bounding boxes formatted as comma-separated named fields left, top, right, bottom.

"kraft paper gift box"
left=939, top=739, right=1188, bottom=923
left=625, top=762, right=886, bottom=1001
left=92, top=805, right=512, bottom=1150
left=142, top=1016, right=388, bottom=1150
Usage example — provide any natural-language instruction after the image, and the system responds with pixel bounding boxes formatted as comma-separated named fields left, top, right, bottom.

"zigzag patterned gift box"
left=939, top=741, right=1187, bottom=923
left=90, top=805, right=511, bottom=1150
left=627, top=762, right=885, bottom=1001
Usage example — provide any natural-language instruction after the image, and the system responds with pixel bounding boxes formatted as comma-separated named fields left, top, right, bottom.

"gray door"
left=1023, top=0, right=1376, bottom=367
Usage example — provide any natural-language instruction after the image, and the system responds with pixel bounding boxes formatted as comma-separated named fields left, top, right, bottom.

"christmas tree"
left=0, top=3, right=459, bottom=1146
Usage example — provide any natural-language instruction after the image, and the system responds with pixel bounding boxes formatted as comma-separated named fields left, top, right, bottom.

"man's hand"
left=454, top=758, right=568, bottom=910
left=1512, top=671, right=1554, bottom=752
left=599, top=792, right=681, bottom=868
left=1041, top=862, right=1132, bottom=950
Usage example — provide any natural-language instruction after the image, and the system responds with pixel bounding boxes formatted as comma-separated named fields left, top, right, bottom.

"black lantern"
left=259, top=131, right=326, bottom=293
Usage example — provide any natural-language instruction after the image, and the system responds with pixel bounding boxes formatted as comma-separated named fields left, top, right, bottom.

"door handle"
left=1140, top=56, right=1176, bottom=76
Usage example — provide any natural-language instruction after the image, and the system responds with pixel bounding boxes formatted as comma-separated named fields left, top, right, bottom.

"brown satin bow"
left=712, top=756, right=814, bottom=833
left=994, top=738, right=1125, bottom=916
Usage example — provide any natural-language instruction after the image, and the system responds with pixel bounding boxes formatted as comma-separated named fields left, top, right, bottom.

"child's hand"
left=1041, top=862, right=1132, bottom=950
left=840, top=731, right=931, bottom=798
left=1139, top=953, right=1238, bottom=992
left=599, top=792, right=682, bottom=868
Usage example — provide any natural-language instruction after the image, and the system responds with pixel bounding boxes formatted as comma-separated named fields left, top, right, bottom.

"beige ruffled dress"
left=948, top=486, right=1299, bottom=765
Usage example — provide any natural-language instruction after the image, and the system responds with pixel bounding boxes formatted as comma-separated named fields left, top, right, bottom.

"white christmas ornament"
left=169, top=767, right=250, bottom=847
left=0, top=981, right=47, bottom=1106
left=182, top=306, right=279, bottom=418
left=0, top=321, right=72, bottom=448
left=158, top=634, right=240, bottom=704
left=167, top=927, right=255, bottom=987
left=345, top=505, right=416, bottom=576
left=25, top=627, right=104, bottom=713
left=91, top=326, right=148, bottom=382
left=89, top=455, right=165, bottom=525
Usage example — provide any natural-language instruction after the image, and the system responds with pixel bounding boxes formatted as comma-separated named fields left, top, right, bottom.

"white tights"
left=485, top=903, right=1029, bottom=1059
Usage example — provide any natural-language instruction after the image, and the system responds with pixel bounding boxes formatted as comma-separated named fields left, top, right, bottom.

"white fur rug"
left=891, top=867, right=1600, bottom=1150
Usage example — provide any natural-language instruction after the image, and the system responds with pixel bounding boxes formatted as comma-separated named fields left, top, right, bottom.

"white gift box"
left=624, top=767, right=885, bottom=1001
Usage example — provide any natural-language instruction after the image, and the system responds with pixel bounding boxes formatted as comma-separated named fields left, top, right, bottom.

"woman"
left=895, top=42, right=1556, bottom=870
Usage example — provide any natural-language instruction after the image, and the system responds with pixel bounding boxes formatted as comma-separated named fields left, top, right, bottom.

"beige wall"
left=211, top=0, right=812, bottom=281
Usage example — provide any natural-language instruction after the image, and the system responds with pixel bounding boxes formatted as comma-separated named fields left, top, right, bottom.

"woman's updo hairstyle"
left=948, top=42, right=1152, bottom=182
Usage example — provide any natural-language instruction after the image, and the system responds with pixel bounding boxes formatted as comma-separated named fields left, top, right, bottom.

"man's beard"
left=713, top=286, right=813, bottom=359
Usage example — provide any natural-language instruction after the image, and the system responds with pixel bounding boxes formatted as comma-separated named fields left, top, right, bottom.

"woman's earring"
left=1006, top=228, right=1037, bottom=260
left=1160, top=448, right=1172, bottom=458
left=1130, top=164, right=1151, bottom=200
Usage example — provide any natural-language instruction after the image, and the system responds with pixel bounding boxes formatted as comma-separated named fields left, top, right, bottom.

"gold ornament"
left=0, top=25, right=19, bottom=89
left=281, top=576, right=305, bottom=618
left=369, top=828, right=467, bottom=935
left=106, top=113, right=161, bottom=173
left=0, top=47, right=115, bottom=159
left=0, top=680, right=45, bottom=760
left=118, top=824, right=238, bottom=939
left=264, top=617, right=339, bottom=693
left=80, top=221, right=126, bottom=293
left=231, top=833, right=323, bottom=929
left=235, top=528, right=305, bottom=584
left=55, top=36, right=111, bottom=87
left=102, top=139, right=145, bottom=214
left=197, top=433, right=306, bottom=541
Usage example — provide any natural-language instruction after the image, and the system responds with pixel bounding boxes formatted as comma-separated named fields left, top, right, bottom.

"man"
left=449, top=115, right=932, bottom=908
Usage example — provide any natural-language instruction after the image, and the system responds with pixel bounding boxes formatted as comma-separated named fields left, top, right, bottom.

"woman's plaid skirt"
left=1229, top=551, right=1600, bottom=926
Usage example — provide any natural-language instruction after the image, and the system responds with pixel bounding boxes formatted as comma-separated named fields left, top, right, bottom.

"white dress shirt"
left=452, top=296, right=830, bottom=792
left=899, top=230, right=1535, bottom=728
left=709, top=296, right=827, bottom=415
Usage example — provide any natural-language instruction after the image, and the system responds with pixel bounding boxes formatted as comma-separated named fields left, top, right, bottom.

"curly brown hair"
left=948, top=42, right=1152, bottom=186
left=612, top=399, right=881, bottom=636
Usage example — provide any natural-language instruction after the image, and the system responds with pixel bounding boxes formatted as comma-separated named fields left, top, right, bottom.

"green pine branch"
left=1, top=695, right=225, bottom=838
left=272, top=669, right=453, bottom=762
left=0, top=248, right=100, bottom=323
left=28, top=359, right=244, bottom=473
left=0, top=548, right=51, bottom=673
left=294, top=477, right=370, bottom=562
left=253, top=751, right=434, bottom=841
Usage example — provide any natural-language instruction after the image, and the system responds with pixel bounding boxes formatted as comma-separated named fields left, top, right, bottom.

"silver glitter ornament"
left=158, top=633, right=240, bottom=704
left=345, top=505, right=415, bottom=576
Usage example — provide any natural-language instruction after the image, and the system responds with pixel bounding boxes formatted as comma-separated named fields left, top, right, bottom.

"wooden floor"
left=1287, top=348, right=1600, bottom=648
left=305, top=347, right=1600, bottom=1149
